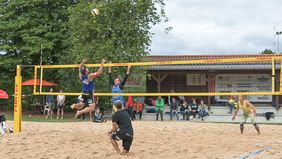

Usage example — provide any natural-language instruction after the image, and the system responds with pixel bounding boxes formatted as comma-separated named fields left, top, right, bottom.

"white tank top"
left=57, top=95, right=65, bottom=103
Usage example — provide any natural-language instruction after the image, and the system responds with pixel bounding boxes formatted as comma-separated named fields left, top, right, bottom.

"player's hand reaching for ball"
left=82, top=59, right=87, bottom=64
left=101, top=59, right=106, bottom=64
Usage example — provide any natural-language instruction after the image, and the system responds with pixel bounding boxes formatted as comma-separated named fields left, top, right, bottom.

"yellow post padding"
left=14, top=65, right=22, bottom=133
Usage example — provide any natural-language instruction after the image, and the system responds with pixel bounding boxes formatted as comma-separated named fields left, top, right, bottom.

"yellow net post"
left=280, top=59, right=282, bottom=92
left=14, top=65, right=22, bottom=133
left=40, top=66, right=44, bottom=93
left=33, top=66, right=37, bottom=94
left=272, top=57, right=275, bottom=92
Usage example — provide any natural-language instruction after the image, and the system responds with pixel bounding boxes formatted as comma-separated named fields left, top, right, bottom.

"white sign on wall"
left=215, top=74, right=272, bottom=102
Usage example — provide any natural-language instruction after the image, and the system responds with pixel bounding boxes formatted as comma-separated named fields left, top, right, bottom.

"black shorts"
left=82, top=91, right=94, bottom=107
left=112, top=131, right=133, bottom=151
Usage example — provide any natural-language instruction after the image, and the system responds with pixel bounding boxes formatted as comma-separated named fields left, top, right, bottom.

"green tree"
left=261, top=49, right=275, bottom=54
left=0, top=0, right=78, bottom=108
left=66, top=0, right=168, bottom=93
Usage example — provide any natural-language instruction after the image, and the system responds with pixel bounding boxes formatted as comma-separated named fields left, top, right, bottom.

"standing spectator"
left=170, top=98, right=179, bottom=120
left=45, top=88, right=55, bottom=119
left=56, top=90, right=65, bottom=120
left=227, top=96, right=237, bottom=114
left=198, top=100, right=209, bottom=121
left=125, top=96, right=134, bottom=120
left=155, top=96, right=165, bottom=121
left=190, top=99, right=198, bottom=120
left=135, top=99, right=143, bottom=120
left=179, top=101, right=190, bottom=120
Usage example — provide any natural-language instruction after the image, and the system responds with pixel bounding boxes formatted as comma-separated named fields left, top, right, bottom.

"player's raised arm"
left=79, top=59, right=87, bottom=79
left=88, top=59, right=106, bottom=80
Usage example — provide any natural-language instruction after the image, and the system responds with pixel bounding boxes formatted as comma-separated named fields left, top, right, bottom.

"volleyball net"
left=13, top=56, right=282, bottom=133
left=32, top=56, right=282, bottom=96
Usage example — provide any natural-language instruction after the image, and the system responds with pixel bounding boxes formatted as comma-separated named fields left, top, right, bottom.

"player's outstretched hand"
left=101, top=59, right=106, bottom=64
left=82, top=59, right=87, bottom=64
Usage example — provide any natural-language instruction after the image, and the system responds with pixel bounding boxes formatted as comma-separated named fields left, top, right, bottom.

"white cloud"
left=150, top=0, right=282, bottom=55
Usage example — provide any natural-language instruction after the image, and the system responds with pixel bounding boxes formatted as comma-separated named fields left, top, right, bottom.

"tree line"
left=0, top=0, right=168, bottom=109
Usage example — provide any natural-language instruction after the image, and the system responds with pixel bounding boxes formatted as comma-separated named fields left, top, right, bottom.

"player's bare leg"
left=254, top=124, right=260, bottom=135
left=109, top=134, right=121, bottom=154
left=74, top=103, right=95, bottom=118
left=71, top=103, right=84, bottom=110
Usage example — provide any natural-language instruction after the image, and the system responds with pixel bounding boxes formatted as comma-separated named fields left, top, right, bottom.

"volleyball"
left=91, top=8, right=99, bottom=16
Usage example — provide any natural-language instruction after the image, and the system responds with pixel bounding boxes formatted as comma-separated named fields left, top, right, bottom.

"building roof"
left=145, top=54, right=282, bottom=71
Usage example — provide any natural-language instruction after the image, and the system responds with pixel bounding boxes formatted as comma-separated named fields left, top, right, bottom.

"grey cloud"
left=150, top=0, right=282, bottom=55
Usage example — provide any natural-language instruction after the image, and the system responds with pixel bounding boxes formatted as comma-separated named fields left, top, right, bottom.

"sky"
left=149, top=0, right=282, bottom=55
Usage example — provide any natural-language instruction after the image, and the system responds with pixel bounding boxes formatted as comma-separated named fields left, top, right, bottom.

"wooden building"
left=145, top=54, right=282, bottom=107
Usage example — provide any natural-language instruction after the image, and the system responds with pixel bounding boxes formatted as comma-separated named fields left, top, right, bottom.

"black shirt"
left=170, top=102, right=178, bottom=111
left=112, top=109, right=133, bottom=135
left=191, top=104, right=198, bottom=111
left=180, top=104, right=188, bottom=111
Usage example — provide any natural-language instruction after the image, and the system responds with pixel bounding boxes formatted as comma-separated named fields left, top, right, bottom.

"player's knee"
left=253, top=123, right=258, bottom=127
left=240, top=124, right=244, bottom=129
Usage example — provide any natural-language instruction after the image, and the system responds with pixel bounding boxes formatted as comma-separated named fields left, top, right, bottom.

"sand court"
left=0, top=121, right=282, bottom=159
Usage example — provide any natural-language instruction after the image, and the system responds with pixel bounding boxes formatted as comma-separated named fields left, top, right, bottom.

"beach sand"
left=1, top=121, right=282, bottom=159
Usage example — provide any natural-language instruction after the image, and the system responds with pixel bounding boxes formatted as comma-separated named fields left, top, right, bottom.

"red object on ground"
left=0, top=90, right=9, bottom=99
left=22, top=79, right=58, bottom=86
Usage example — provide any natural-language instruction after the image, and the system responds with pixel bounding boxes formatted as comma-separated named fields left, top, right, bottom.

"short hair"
left=115, top=101, right=122, bottom=109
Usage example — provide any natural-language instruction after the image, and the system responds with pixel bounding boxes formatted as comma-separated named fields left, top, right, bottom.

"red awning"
left=22, top=79, right=58, bottom=86
left=0, top=90, right=9, bottom=99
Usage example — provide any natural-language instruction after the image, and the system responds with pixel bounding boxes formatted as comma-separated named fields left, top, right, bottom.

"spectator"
left=198, top=100, right=209, bottom=121
left=45, top=88, right=55, bottom=119
left=155, top=96, right=165, bottom=121
left=190, top=99, right=198, bottom=120
left=179, top=96, right=185, bottom=103
left=179, top=101, right=190, bottom=120
left=125, top=96, right=134, bottom=120
left=56, top=90, right=65, bottom=120
left=137, top=96, right=145, bottom=105
left=170, top=98, right=179, bottom=120
left=95, top=96, right=105, bottom=116
left=136, top=99, right=143, bottom=120
left=93, top=108, right=106, bottom=123
left=227, top=96, right=237, bottom=114
left=0, top=111, right=13, bottom=135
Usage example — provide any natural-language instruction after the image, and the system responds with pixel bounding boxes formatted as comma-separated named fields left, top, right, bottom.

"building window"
left=187, top=74, right=206, bottom=86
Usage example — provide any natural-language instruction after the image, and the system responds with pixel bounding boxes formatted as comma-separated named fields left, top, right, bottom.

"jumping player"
left=71, top=59, right=106, bottom=119
left=108, top=101, right=134, bottom=155
left=232, top=95, right=260, bottom=135
left=108, top=62, right=131, bottom=112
